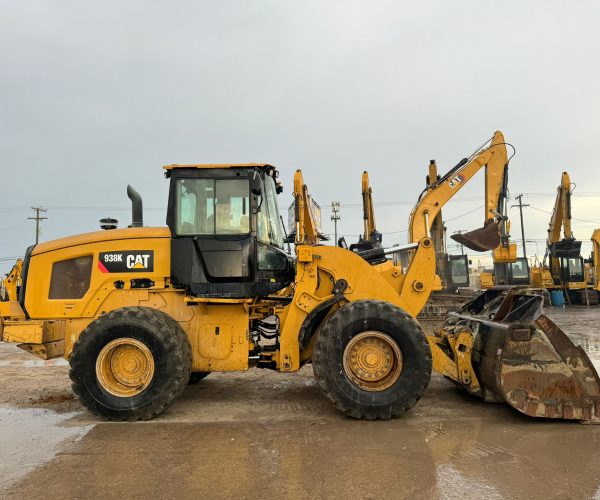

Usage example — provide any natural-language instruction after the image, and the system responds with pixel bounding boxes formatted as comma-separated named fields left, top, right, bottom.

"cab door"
left=168, top=169, right=255, bottom=298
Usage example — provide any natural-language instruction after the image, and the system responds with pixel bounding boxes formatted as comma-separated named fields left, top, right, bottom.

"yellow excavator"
left=347, top=167, right=475, bottom=331
left=1, top=131, right=599, bottom=423
left=424, top=161, right=471, bottom=292
left=0, top=259, right=23, bottom=302
left=479, top=249, right=529, bottom=289
left=530, top=172, right=594, bottom=304
left=347, top=166, right=470, bottom=291
left=477, top=221, right=528, bottom=289
left=589, top=229, right=600, bottom=299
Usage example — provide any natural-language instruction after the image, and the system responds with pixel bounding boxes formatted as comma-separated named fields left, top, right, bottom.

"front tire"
left=69, top=306, right=192, bottom=421
left=313, top=300, right=432, bottom=420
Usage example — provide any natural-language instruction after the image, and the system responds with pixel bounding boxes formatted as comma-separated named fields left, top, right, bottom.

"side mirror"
left=249, top=171, right=263, bottom=196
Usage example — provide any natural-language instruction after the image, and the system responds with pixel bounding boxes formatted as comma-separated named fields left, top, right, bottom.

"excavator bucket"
left=450, top=221, right=500, bottom=252
left=549, top=238, right=582, bottom=258
left=445, top=287, right=600, bottom=422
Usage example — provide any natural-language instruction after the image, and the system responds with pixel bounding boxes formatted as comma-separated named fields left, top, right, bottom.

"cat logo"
left=98, top=251, right=154, bottom=273
left=448, top=173, right=465, bottom=189
left=127, top=254, right=150, bottom=269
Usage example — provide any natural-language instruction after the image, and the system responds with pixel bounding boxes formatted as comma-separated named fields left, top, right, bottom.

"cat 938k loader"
left=1, top=131, right=599, bottom=422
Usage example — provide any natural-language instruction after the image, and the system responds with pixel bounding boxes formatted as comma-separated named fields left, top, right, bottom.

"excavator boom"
left=361, top=171, right=377, bottom=242
left=546, top=172, right=582, bottom=258
left=591, top=229, right=600, bottom=291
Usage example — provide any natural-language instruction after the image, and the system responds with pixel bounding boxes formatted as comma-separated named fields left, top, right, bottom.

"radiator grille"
left=49, top=256, right=93, bottom=299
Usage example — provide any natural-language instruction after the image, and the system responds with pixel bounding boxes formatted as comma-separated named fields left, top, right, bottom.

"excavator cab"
left=552, top=255, right=585, bottom=286
left=494, top=256, right=530, bottom=285
left=445, top=254, right=469, bottom=289
left=165, top=164, right=294, bottom=298
left=548, top=238, right=585, bottom=286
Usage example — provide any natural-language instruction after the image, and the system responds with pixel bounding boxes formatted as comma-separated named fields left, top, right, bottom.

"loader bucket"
left=449, top=287, right=600, bottom=422
left=450, top=221, right=500, bottom=252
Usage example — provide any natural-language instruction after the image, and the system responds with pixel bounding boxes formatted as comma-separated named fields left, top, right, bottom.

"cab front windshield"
left=257, top=174, right=284, bottom=249
left=449, top=257, right=468, bottom=285
left=511, top=258, right=529, bottom=280
left=175, top=178, right=250, bottom=235
left=566, top=257, right=584, bottom=281
left=173, top=171, right=284, bottom=250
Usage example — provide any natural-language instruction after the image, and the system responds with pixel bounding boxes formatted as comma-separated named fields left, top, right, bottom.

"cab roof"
left=163, top=163, right=273, bottom=171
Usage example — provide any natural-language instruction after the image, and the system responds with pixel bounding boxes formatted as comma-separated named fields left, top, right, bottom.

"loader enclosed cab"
left=164, top=164, right=294, bottom=298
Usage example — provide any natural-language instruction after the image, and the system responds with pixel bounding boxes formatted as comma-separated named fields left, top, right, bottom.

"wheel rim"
left=96, top=338, right=155, bottom=397
left=343, top=331, right=403, bottom=392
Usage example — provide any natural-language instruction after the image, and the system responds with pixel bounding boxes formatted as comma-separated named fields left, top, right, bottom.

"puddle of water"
left=566, top=333, right=600, bottom=372
left=436, top=464, right=503, bottom=500
left=0, top=406, right=92, bottom=491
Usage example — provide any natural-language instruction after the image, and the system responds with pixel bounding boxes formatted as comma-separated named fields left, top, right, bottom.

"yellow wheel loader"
left=1, top=132, right=599, bottom=422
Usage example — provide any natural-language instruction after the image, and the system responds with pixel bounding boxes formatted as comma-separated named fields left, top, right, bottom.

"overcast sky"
left=2, top=1, right=600, bottom=273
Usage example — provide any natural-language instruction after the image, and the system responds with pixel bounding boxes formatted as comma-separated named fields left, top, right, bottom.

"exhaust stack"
left=127, top=185, right=143, bottom=228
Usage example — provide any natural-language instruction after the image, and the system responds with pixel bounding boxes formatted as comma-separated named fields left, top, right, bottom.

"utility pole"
left=330, top=201, right=340, bottom=244
left=28, top=206, right=48, bottom=244
left=511, top=195, right=529, bottom=259
left=453, top=230, right=465, bottom=255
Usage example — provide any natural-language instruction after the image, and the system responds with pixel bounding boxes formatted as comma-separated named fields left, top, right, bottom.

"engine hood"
left=31, top=227, right=171, bottom=256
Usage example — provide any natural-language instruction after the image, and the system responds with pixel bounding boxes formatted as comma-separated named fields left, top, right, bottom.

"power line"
left=527, top=205, right=600, bottom=225
left=445, top=205, right=484, bottom=222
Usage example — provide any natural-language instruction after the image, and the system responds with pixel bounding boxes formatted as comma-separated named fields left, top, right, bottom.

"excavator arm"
left=1, top=259, right=23, bottom=302
left=408, top=131, right=515, bottom=260
left=292, top=170, right=323, bottom=246
left=361, top=171, right=377, bottom=242
left=546, top=171, right=580, bottom=257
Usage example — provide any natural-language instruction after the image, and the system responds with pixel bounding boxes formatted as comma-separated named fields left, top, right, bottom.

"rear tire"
left=313, top=300, right=432, bottom=420
left=69, top=306, right=192, bottom=421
